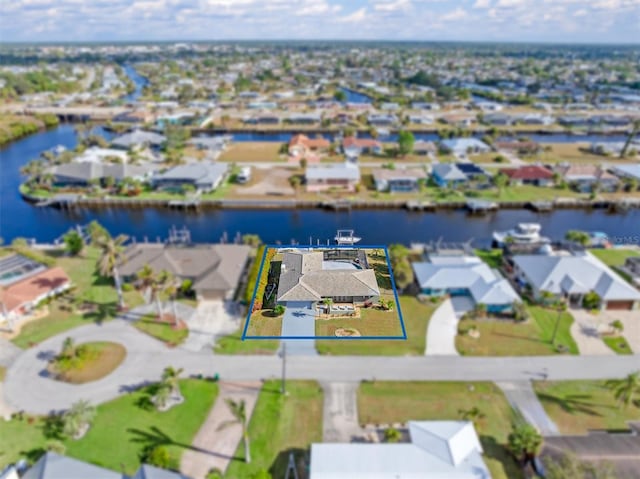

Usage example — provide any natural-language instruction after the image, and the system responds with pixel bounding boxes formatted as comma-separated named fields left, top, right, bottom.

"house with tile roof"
left=310, top=421, right=491, bottom=479
left=501, top=165, right=555, bottom=186
left=342, top=137, right=383, bottom=156
left=412, top=253, right=520, bottom=313
left=288, top=134, right=330, bottom=157
left=512, top=250, right=640, bottom=310
left=276, top=251, right=380, bottom=307
left=118, top=243, right=251, bottom=301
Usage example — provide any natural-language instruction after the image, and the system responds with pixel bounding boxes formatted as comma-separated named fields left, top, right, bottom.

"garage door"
left=606, top=301, right=634, bottom=310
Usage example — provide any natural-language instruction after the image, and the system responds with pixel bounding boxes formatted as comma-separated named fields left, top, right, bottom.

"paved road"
left=0, top=338, right=21, bottom=367
left=4, top=320, right=640, bottom=414
left=497, top=381, right=560, bottom=436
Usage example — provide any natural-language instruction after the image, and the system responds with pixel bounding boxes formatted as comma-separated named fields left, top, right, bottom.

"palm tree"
left=61, top=337, right=75, bottom=358
left=20, top=160, right=45, bottom=187
left=163, top=275, right=180, bottom=327
left=161, top=366, right=184, bottom=398
left=620, top=119, right=640, bottom=159
left=63, top=400, right=96, bottom=439
left=507, top=423, right=543, bottom=463
left=219, top=399, right=251, bottom=463
left=96, top=233, right=129, bottom=310
left=605, top=371, right=640, bottom=409
left=459, top=406, right=486, bottom=425
left=153, top=382, right=172, bottom=410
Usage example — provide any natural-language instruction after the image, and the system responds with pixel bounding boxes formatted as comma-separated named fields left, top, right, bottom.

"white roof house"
left=440, top=138, right=491, bottom=155
left=513, top=251, right=640, bottom=309
left=413, top=255, right=520, bottom=307
left=306, top=163, right=361, bottom=182
left=310, top=421, right=491, bottom=479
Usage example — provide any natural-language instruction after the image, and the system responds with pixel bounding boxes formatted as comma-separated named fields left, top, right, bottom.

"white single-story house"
left=305, top=163, right=361, bottom=192
left=372, top=167, right=428, bottom=193
left=310, top=421, right=491, bottom=479
left=512, top=251, right=640, bottom=310
left=413, top=254, right=520, bottom=313
left=152, top=162, right=228, bottom=192
left=440, top=138, right=491, bottom=155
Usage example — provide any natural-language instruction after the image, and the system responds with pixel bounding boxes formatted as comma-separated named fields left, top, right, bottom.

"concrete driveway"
left=426, top=299, right=459, bottom=356
left=570, top=308, right=614, bottom=355
left=322, top=382, right=363, bottom=442
left=184, top=300, right=241, bottom=352
left=581, top=309, right=640, bottom=354
left=497, top=381, right=559, bottom=436
left=281, top=301, right=316, bottom=356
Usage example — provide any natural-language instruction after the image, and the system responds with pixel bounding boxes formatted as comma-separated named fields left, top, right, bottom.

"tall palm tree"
left=605, top=371, right=640, bottom=409
left=97, top=233, right=129, bottom=310
left=161, top=366, right=184, bottom=398
left=137, top=266, right=171, bottom=319
left=63, top=400, right=96, bottom=439
left=508, top=423, right=543, bottom=463
left=20, top=160, right=45, bottom=187
left=162, top=275, right=180, bottom=327
left=219, top=399, right=251, bottom=464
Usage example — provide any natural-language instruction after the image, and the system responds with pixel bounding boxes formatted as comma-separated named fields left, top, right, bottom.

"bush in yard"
left=143, top=445, right=172, bottom=469
left=384, top=427, right=402, bottom=443
left=508, top=423, right=543, bottom=463
left=63, top=230, right=84, bottom=256
left=610, top=319, right=624, bottom=334
left=273, top=304, right=285, bottom=316
left=206, top=469, right=223, bottom=479
left=582, top=291, right=601, bottom=310
left=121, top=282, right=134, bottom=292
left=245, top=246, right=276, bottom=305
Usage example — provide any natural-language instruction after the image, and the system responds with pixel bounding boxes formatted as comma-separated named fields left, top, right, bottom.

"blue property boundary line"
left=242, top=244, right=407, bottom=341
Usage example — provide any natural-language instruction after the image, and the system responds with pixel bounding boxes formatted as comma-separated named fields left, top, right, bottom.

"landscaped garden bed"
left=48, top=340, right=126, bottom=384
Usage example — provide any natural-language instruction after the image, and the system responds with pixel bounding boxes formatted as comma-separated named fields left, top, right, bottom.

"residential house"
left=440, top=138, right=491, bottom=155
left=372, top=167, right=428, bottom=193
left=187, top=136, right=230, bottom=153
left=310, top=421, right=492, bottom=479
left=412, top=140, right=437, bottom=156
left=611, top=164, right=640, bottom=184
left=112, top=110, right=155, bottom=124
left=622, top=257, right=640, bottom=287
left=73, top=147, right=129, bottom=164
left=501, top=165, right=555, bottom=186
left=455, top=163, right=490, bottom=181
left=512, top=250, right=640, bottom=310
left=20, top=452, right=190, bottom=479
left=111, top=129, right=166, bottom=150
left=306, top=163, right=360, bottom=192
left=276, top=250, right=380, bottom=306
left=494, top=140, right=541, bottom=155
left=407, top=114, right=434, bottom=125
left=556, top=164, right=620, bottom=192
left=152, top=162, right=228, bottom=192
left=342, top=137, right=383, bottom=156
left=413, top=253, right=520, bottom=313
left=50, top=163, right=154, bottom=187
left=431, top=164, right=468, bottom=188
left=286, top=113, right=322, bottom=125
left=119, top=243, right=251, bottom=301
left=0, top=265, right=72, bottom=327
left=483, top=113, right=513, bottom=126
left=367, top=114, right=398, bottom=126
left=289, top=134, right=330, bottom=157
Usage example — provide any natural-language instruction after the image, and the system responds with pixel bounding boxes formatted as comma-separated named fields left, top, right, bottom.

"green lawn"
left=245, top=310, right=284, bottom=337
left=133, top=314, right=189, bottom=346
left=456, top=305, right=579, bottom=356
left=533, top=380, right=640, bottom=435
left=315, top=296, right=437, bottom=355
left=602, top=335, right=633, bottom=355
left=0, top=379, right=217, bottom=474
left=11, top=247, right=144, bottom=348
left=475, top=249, right=504, bottom=269
left=590, top=249, right=640, bottom=284
left=224, top=381, right=323, bottom=479
left=358, top=381, right=522, bottom=479
left=214, top=326, right=280, bottom=355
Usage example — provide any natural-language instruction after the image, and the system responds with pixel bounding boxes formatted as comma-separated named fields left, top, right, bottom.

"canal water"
left=1, top=124, right=639, bottom=245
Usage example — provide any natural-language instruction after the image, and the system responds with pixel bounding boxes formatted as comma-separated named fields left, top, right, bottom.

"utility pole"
left=280, top=342, right=287, bottom=395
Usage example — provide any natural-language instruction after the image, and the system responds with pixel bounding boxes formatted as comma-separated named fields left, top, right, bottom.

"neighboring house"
left=305, top=163, right=360, bottom=192
left=483, top=113, right=513, bottom=126
left=556, top=164, right=619, bottom=192
left=50, top=163, right=154, bottom=187
left=621, top=257, right=640, bottom=287
left=512, top=250, right=640, bottom=310
left=152, top=162, right=228, bottom=192
left=455, top=163, right=489, bottom=181
left=494, top=140, right=541, bottom=155
left=367, top=114, right=398, bottom=126
left=501, top=165, right=555, bottom=186
left=74, top=147, right=129, bottom=164
left=276, top=250, right=380, bottom=306
left=20, top=452, right=191, bottom=479
left=111, top=129, right=166, bottom=150
left=310, top=421, right=491, bottom=479
left=611, top=164, right=640, bottom=183
left=412, top=140, right=437, bottom=156
left=372, top=167, right=428, bottom=193
left=342, top=137, right=383, bottom=156
left=0, top=266, right=72, bottom=326
left=289, top=134, right=330, bottom=157
left=187, top=136, right=230, bottom=152
left=286, top=113, right=322, bottom=125
left=119, top=243, right=251, bottom=301
left=112, top=110, right=155, bottom=124
left=440, top=138, right=491, bottom=155
left=431, top=164, right=468, bottom=188
left=413, top=253, right=520, bottom=313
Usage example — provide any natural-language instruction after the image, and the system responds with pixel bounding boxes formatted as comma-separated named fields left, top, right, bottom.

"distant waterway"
left=121, top=63, right=148, bottom=102
left=1, top=124, right=639, bottom=245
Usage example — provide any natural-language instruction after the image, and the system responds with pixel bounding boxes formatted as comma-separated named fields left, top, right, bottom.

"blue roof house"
left=431, top=164, right=468, bottom=188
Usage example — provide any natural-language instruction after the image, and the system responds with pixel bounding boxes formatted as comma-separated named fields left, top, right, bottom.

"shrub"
left=121, top=282, right=134, bottom=292
left=143, top=445, right=172, bottom=469
left=582, top=291, right=601, bottom=310
left=273, top=304, right=285, bottom=316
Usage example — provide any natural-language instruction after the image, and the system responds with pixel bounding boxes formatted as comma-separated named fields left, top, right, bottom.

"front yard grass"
left=602, top=335, right=633, bottom=355
left=456, top=305, right=578, bottom=356
left=245, top=309, right=284, bottom=337
left=218, top=142, right=284, bottom=163
left=11, top=246, right=144, bottom=348
left=475, top=249, right=503, bottom=269
left=133, top=314, right=189, bottom=346
left=315, top=296, right=437, bottom=355
left=357, top=381, right=522, bottom=479
left=224, top=380, right=323, bottom=479
left=533, top=380, right=640, bottom=435
left=0, top=379, right=217, bottom=474
left=214, top=325, right=280, bottom=355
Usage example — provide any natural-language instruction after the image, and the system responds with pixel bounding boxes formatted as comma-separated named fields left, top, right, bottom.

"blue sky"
left=2, top=0, right=639, bottom=43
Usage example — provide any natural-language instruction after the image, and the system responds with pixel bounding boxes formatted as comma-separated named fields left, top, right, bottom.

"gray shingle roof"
left=22, top=452, right=121, bottom=479
left=306, top=163, right=360, bottom=182
left=111, top=130, right=166, bottom=149
left=432, top=164, right=468, bottom=181
left=51, top=162, right=154, bottom=182
left=153, top=163, right=228, bottom=187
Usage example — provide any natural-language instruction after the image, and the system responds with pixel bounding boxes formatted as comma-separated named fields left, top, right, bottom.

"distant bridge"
left=5, top=105, right=131, bottom=122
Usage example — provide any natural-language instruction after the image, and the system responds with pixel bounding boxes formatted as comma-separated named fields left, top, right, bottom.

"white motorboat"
left=492, top=223, right=549, bottom=246
left=335, top=229, right=362, bottom=245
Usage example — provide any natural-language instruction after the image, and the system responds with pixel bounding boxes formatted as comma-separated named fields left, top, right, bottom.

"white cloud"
left=373, top=0, right=412, bottom=12
left=440, top=6, right=467, bottom=21
left=473, top=0, right=491, bottom=8
left=296, top=1, right=342, bottom=16
left=338, top=7, right=368, bottom=22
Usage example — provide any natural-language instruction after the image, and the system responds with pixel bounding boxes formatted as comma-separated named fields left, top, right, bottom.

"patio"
left=316, top=303, right=360, bottom=319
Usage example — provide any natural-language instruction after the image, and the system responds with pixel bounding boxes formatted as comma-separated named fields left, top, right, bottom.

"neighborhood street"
left=3, top=319, right=640, bottom=415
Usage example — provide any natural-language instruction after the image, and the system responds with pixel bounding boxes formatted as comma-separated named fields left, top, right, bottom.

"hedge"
left=245, top=246, right=276, bottom=310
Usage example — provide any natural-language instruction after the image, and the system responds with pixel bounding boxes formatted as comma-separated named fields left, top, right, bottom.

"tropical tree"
left=20, top=159, right=46, bottom=187
left=605, top=371, right=640, bottom=409
left=219, top=399, right=251, bottom=463
left=61, top=337, right=75, bottom=358
left=493, top=172, right=509, bottom=198
left=242, top=234, right=262, bottom=247
left=507, top=423, right=543, bottom=463
left=397, top=130, right=415, bottom=156
left=63, top=230, right=85, bottom=256
left=96, top=233, right=129, bottom=309
left=86, top=220, right=109, bottom=246
left=610, top=319, right=624, bottom=335
left=161, top=366, right=184, bottom=399
left=137, top=266, right=171, bottom=319
left=384, top=427, right=402, bottom=443
left=565, top=230, right=590, bottom=247
left=163, top=275, right=180, bottom=327
left=63, top=400, right=96, bottom=439
left=459, top=406, right=486, bottom=424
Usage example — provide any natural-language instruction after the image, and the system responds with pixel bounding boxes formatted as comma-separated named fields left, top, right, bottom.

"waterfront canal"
left=1, top=124, right=639, bottom=245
